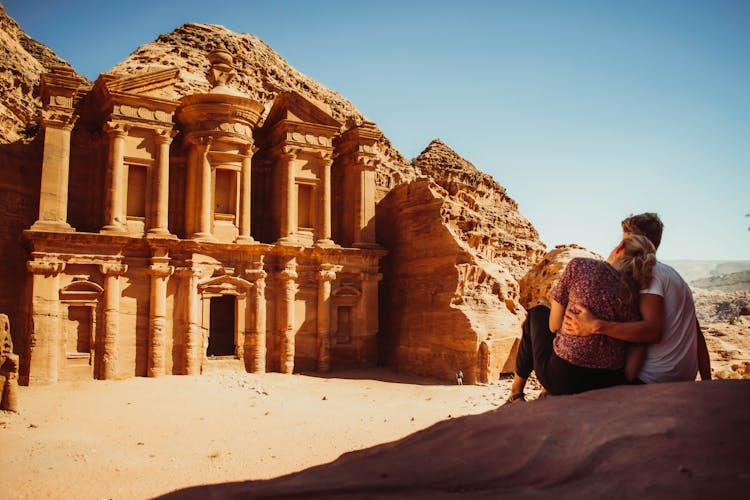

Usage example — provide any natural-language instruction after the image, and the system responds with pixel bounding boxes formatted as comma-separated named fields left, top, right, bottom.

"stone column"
left=31, top=112, right=77, bottom=232
left=99, top=262, right=128, bottom=380
left=101, top=122, right=128, bottom=233
left=148, top=129, right=174, bottom=237
left=315, top=156, right=334, bottom=247
left=316, top=264, right=339, bottom=372
left=278, top=149, right=297, bottom=243
left=278, top=258, right=298, bottom=374
left=192, top=138, right=215, bottom=240
left=244, top=266, right=267, bottom=372
left=237, top=143, right=255, bottom=243
left=354, top=161, right=378, bottom=247
left=147, top=257, right=173, bottom=377
left=31, top=66, right=83, bottom=232
left=177, top=267, right=202, bottom=375
left=26, top=259, right=65, bottom=384
left=359, top=270, right=382, bottom=365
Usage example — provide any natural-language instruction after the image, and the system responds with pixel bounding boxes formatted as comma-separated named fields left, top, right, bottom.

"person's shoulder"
left=655, top=261, right=689, bottom=286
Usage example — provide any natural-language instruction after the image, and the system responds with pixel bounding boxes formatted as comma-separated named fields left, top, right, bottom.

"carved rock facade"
left=1, top=16, right=549, bottom=385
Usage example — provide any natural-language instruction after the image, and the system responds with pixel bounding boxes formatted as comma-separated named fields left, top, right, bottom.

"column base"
left=30, top=220, right=75, bottom=233
left=353, top=241, right=382, bottom=249
left=236, top=235, right=257, bottom=245
left=313, top=238, right=338, bottom=248
left=100, top=223, right=128, bottom=235
left=277, top=235, right=301, bottom=246
left=146, top=228, right=177, bottom=240
left=190, top=232, right=217, bottom=242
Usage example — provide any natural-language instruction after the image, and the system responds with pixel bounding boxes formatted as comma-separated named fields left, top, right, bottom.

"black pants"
left=516, top=305, right=626, bottom=395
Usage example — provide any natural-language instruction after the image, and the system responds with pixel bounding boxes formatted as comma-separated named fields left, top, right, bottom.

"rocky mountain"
left=0, top=4, right=87, bottom=144
left=691, top=270, right=750, bottom=293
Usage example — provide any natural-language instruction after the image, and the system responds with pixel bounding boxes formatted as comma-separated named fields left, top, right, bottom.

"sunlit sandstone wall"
left=378, top=180, right=529, bottom=384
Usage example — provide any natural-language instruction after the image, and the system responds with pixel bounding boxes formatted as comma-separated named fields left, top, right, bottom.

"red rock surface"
left=161, top=380, right=750, bottom=499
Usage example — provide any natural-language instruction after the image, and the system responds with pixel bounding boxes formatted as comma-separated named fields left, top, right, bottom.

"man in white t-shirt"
left=562, top=213, right=711, bottom=383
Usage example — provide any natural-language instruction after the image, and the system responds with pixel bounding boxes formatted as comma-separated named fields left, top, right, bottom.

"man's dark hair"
left=621, top=213, right=663, bottom=250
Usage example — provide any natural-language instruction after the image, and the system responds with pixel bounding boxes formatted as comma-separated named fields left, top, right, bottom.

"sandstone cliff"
left=378, top=140, right=546, bottom=384
left=0, top=4, right=87, bottom=144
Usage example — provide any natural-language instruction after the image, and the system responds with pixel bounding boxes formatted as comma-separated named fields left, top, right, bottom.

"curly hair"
left=621, top=213, right=663, bottom=250
left=614, top=234, right=657, bottom=296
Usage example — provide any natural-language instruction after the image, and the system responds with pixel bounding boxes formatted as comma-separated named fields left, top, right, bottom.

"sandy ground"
left=1, top=369, right=539, bottom=500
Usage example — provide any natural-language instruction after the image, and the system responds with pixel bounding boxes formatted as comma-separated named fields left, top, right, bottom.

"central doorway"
left=208, top=295, right=236, bottom=357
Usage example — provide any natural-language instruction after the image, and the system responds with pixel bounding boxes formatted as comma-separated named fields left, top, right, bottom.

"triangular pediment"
left=265, top=91, right=341, bottom=130
left=103, top=67, right=181, bottom=97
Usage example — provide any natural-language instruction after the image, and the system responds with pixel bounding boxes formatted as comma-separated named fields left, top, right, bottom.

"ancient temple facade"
left=22, top=50, right=384, bottom=384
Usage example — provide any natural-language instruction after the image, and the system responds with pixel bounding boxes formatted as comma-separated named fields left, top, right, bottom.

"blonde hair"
left=614, top=234, right=657, bottom=293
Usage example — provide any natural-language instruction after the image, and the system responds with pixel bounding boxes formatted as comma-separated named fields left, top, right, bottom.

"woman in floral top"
left=508, top=234, right=656, bottom=401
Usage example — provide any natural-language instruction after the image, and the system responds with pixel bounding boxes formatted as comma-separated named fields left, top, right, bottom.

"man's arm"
left=562, top=293, right=665, bottom=344
left=549, top=299, right=565, bottom=333
left=696, top=319, right=712, bottom=380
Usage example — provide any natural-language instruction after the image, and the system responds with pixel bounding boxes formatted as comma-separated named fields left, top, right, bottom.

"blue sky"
left=5, top=0, right=749, bottom=260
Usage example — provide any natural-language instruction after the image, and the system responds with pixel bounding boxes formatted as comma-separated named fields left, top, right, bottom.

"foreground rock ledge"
left=162, top=380, right=749, bottom=499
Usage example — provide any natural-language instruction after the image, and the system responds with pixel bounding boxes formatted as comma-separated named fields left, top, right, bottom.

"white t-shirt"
left=638, top=261, right=698, bottom=383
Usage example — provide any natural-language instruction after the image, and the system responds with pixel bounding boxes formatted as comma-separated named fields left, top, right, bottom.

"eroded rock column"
left=149, top=129, right=174, bottom=237
left=359, top=270, right=382, bottom=365
left=147, top=256, right=173, bottom=377
left=99, top=262, right=128, bottom=379
left=316, top=264, right=339, bottom=372
left=244, top=265, right=267, bottom=372
left=26, top=258, right=65, bottom=384
left=278, top=258, right=298, bottom=374
left=177, top=267, right=202, bottom=375
left=102, top=122, right=128, bottom=233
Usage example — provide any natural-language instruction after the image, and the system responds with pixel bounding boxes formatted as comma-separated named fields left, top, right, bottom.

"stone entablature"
left=19, top=49, right=386, bottom=385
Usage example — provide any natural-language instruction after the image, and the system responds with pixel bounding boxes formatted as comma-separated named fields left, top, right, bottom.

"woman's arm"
left=549, top=299, right=565, bottom=333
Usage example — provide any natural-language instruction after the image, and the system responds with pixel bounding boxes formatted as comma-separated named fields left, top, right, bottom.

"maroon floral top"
left=551, top=258, right=640, bottom=369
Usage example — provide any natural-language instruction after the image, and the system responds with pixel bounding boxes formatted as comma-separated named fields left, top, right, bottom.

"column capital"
left=40, top=108, right=78, bottom=131
left=280, top=146, right=301, bottom=161
left=148, top=265, right=174, bottom=278
left=154, top=128, right=177, bottom=145
left=360, top=271, right=383, bottom=282
left=317, top=263, right=342, bottom=282
left=100, top=262, right=128, bottom=277
left=26, top=259, right=65, bottom=276
left=104, top=121, right=130, bottom=138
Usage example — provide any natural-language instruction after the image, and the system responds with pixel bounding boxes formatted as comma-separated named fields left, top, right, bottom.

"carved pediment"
left=265, top=91, right=342, bottom=130
left=198, top=274, right=253, bottom=295
left=90, top=69, right=181, bottom=124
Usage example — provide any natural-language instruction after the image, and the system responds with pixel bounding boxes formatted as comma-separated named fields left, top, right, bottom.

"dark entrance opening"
left=208, top=295, right=236, bottom=357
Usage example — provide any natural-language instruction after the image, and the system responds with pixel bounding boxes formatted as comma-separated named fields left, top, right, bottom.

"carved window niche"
left=213, top=166, right=240, bottom=243
left=332, top=285, right=361, bottom=345
left=124, top=160, right=151, bottom=236
left=296, top=181, right=315, bottom=233
left=59, top=278, right=103, bottom=367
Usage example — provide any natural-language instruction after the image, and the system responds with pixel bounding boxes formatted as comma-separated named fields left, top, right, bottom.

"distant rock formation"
left=378, top=140, right=546, bottom=384
left=691, top=270, right=750, bottom=293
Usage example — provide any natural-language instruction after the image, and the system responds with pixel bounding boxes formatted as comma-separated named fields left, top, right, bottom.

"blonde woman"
left=508, top=234, right=656, bottom=402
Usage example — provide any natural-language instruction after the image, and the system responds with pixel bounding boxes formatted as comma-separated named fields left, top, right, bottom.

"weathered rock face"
left=107, top=22, right=417, bottom=200
left=518, top=244, right=601, bottom=310
left=0, top=4, right=87, bottom=144
left=378, top=140, right=546, bottom=384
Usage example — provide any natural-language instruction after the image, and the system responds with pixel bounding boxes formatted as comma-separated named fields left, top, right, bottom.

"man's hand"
left=562, top=304, right=598, bottom=336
